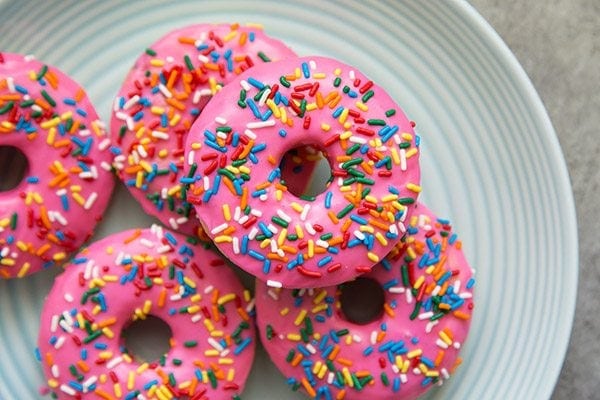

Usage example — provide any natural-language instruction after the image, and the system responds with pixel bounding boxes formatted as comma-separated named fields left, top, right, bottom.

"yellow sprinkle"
left=150, top=59, right=165, bottom=67
left=204, top=349, right=220, bottom=357
left=191, top=142, right=202, bottom=150
left=218, top=358, right=234, bottom=365
left=287, top=333, right=302, bottom=341
left=217, top=293, right=236, bottom=305
left=187, top=305, right=200, bottom=314
left=204, top=319, right=215, bottom=332
left=307, top=240, right=314, bottom=258
left=313, top=72, right=326, bottom=79
left=342, top=367, right=354, bottom=387
left=406, top=148, right=418, bottom=158
left=295, top=224, right=304, bottom=239
left=294, top=309, right=308, bottom=326
left=214, top=235, right=233, bottom=243
left=355, top=101, right=368, bottom=111
left=291, top=202, right=303, bottom=213
left=321, top=123, right=331, bottom=131
left=113, top=383, right=122, bottom=398
left=413, top=276, right=425, bottom=290
left=136, top=363, right=149, bottom=374
left=407, top=349, right=423, bottom=359
left=406, top=183, right=422, bottom=193
left=127, top=371, right=135, bottom=390
left=17, top=261, right=31, bottom=277
left=280, top=307, right=290, bottom=316
left=313, top=289, right=328, bottom=305
left=382, top=194, right=398, bottom=202
left=339, top=130, right=352, bottom=140
left=311, top=304, right=328, bottom=314
left=278, top=229, right=288, bottom=246
left=40, top=117, right=61, bottom=129
left=367, top=252, right=379, bottom=263
left=375, top=232, right=388, bottom=246
left=439, top=331, right=453, bottom=345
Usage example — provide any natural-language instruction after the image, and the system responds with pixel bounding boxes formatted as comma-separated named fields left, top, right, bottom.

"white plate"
left=0, top=1, right=578, bottom=399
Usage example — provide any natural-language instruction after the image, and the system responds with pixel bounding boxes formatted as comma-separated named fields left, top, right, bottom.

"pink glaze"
left=0, top=53, right=114, bottom=279
left=255, top=203, right=475, bottom=399
left=37, top=226, right=256, bottom=399
left=110, top=23, right=297, bottom=239
left=184, top=56, right=421, bottom=288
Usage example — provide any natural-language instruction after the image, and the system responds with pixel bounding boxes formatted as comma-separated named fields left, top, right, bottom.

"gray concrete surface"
left=470, top=1, right=599, bottom=399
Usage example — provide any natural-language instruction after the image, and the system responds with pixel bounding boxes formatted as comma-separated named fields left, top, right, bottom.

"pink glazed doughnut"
left=255, top=203, right=475, bottom=399
left=37, top=226, right=256, bottom=399
left=184, top=56, right=421, bottom=288
left=110, top=23, right=296, bottom=238
left=0, top=53, right=114, bottom=279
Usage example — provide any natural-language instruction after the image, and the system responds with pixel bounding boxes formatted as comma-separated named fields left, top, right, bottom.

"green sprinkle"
left=145, top=48, right=157, bottom=56
left=362, top=90, right=374, bottom=103
left=385, top=109, right=396, bottom=117
left=286, top=349, right=296, bottom=363
left=168, top=372, right=176, bottom=386
left=184, top=340, right=197, bottom=348
left=336, top=328, right=349, bottom=336
left=172, top=359, right=182, bottom=366
left=319, top=232, right=333, bottom=241
left=345, top=143, right=361, bottom=155
left=10, top=213, right=17, bottom=230
left=430, top=311, right=446, bottom=321
left=237, top=100, right=247, bottom=108
left=40, top=90, right=56, bottom=107
left=266, top=324, right=274, bottom=340
left=119, top=125, right=127, bottom=139
left=279, top=76, right=291, bottom=88
left=216, top=126, right=232, bottom=133
left=36, top=65, right=48, bottom=81
left=398, top=197, right=416, bottom=205
left=333, top=77, right=342, bottom=87
left=20, top=99, right=35, bottom=108
left=399, top=141, right=411, bottom=149
left=218, top=168, right=236, bottom=181
left=381, top=372, right=390, bottom=386
left=0, top=101, right=14, bottom=114
left=83, top=330, right=102, bottom=344
left=271, top=216, right=289, bottom=228
left=336, top=204, right=354, bottom=219
left=401, top=264, right=410, bottom=286
left=341, top=158, right=363, bottom=169
left=367, top=119, right=386, bottom=126
left=409, top=301, right=422, bottom=320
left=342, top=85, right=350, bottom=94
left=184, top=55, right=194, bottom=71
left=257, top=51, right=271, bottom=62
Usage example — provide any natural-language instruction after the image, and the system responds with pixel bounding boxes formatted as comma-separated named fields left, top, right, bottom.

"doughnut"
left=37, top=225, right=256, bottom=399
left=184, top=56, right=421, bottom=288
left=0, top=53, right=114, bottom=279
left=110, top=23, right=296, bottom=238
left=255, top=203, right=475, bottom=399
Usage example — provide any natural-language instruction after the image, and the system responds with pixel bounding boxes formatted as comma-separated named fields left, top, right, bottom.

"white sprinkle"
left=114, top=111, right=129, bottom=121
left=258, top=88, right=271, bottom=106
left=203, top=176, right=210, bottom=191
left=140, top=238, right=155, bottom=248
left=216, top=131, right=228, bottom=140
left=300, top=204, right=310, bottom=221
left=245, top=298, right=256, bottom=313
left=60, top=384, right=76, bottom=396
left=79, top=171, right=94, bottom=179
left=267, top=280, right=282, bottom=288
left=84, top=192, right=98, bottom=210
left=246, top=119, right=276, bottom=129
left=233, top=206, right=242, bottom=221
left=400, top=148, right=407, bottom=171
left=431, top=285, right=442, bottom=297
left=436, top=339, right=449, bottom=349
left=315, top=240, right=329, bottom=249
left=270, top=240, right=278, bottom=253
left=250, top=208, right=263, bottom=217
left=204, top=285, right=214, bottom=294
left=6, top=77, right=15, bottom=92
left=136, top=145, right=148, bottom=158
left=405, top=289, right=413, bottom=304
left=176, top=217, right=188, bottom=225
left=349, top=136, right=367, bottom=144
left=370, top=331, right=378, bottom=345
left=51, top=364, right=60, bottom=378
left=54, top=336, right=66, bottom=349
left=84, top=260, right=95, bottom=280
left=197, top=53, right=209, bottom=63
left=305, top=222, right=316, bottom=236
left=157, top=245, right=172, bottom=254
left=215, top=116, right=228, bottom=125
left=459, top=292, right=473, bottom=299
left=389, top=224, right=399, bottom=236
left=243, top=129, right=257, bottom=139
left=59, top=319, right=73, bottom=333
left=453, top=342, right=461, bottom=350
left=349, top=70, right=356, bottom=80
left=353, top=230, right=365, bottom=241
left=211, top=223, right=228, bottom=235
left=353, top=334, right=362, bottom=343
left=106, top=356, right=123, bottom=369
left=168, top=218, right=179, bottom=230
left=82, top=376, right=98, bottom=391
left=240, top=80, right=251, bottom=91
left=400, top=374, right=408, bottom=384
left=98, top=138, right=111, bottom=151
left=425, top=321, right=438, bottom=333
left=158, top=83, right=172, bottom=98
left=441, top=368, right=450, bottom=380
left=191, top=314, right=202, bottom=323
left=232, top=237, right=240, bottom=254
left=238, top=215, right=249, bottom=225
left=418, top=312, right=435, bottom=321
left=388, top=286, right=405, bottom=294
left=267, top=223, right=278, bottom=234
left=64, top=293, right=74, bottom=303
left=123, top=95, right=140, bottom=110
left=248, top=227, right=259, bottom=240
left=277, top=249, right=285, bottom=258
left=277, top=209, right=292, bottom=223
left=413, top=367, right=422, bottom=375
left=306, top=343, right=317, bottom=354
left=392, top=364, right=400, bottom=374
left=151, top=130, right=169, bottom=140
left=208, top=337, right=224, bottom=352
left=327, top=372, right=335, bottom=385
left=50, top=315, right=59, bottom=333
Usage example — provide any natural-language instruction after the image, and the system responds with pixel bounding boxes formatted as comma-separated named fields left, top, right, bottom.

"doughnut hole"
left=121, top=315, right=173, bottom=362
left=339, top=278, right=385, bottom=325
left=279, top=144, right=332, bottom=198
left=0, top=145, right=29, bottom=192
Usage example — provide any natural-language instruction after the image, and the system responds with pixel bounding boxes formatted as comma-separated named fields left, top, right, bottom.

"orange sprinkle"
left=301, top=378, right=317, bottom=398
left=124, top=230, right=142, bottom=244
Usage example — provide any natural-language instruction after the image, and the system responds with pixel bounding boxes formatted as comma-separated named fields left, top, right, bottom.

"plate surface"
left=0, top=1, right=577, bottom=399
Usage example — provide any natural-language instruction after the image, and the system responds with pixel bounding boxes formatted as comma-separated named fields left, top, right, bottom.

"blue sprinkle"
left=317, top=256, right=332, bottom=267
left=26, top=176, right=39, bottom=184
left=241, top=235, right=249, bottom=254
left=324, top=191, right=333, bottom=209
left=349, top=214, right=368, bottom=225
left=332, top=106, right=344, bottom=118
left=251, top=143, right=267, bottom=153
left=301, top=62, right=310, bottom=78
left=248, top=250, right=265, bottom=261
left=63, top=98, right=76, bottom=106
left=363, top=346, right=373, bottom=356
left=247, top=77, right=265, bottom=89
left=279, top=129, right=287, bottom=137
left=262, top=259, right=271, bottom=274
left=466, top=278, right=475, bottom=289
left=164, top=232, right=177, bottom=245
left=234, top=337, right=252, bottom=355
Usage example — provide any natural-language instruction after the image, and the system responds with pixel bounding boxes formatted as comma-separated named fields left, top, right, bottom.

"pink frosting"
left=110, top=23, right=297, bottom=239
left=255, top=203, right=475, bottom=399
left=185, top=56, right=421, bottom=288
left=37, top=226, right=256, bottom=399
left=0, top=53, right=115, bottom=279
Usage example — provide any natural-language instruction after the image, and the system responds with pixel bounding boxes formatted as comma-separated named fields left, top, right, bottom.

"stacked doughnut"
left=3, top=23, right=476, bottom=400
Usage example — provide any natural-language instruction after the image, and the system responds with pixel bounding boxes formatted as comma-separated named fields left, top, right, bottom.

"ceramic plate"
left=0, top=1, right=577, bottom=399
